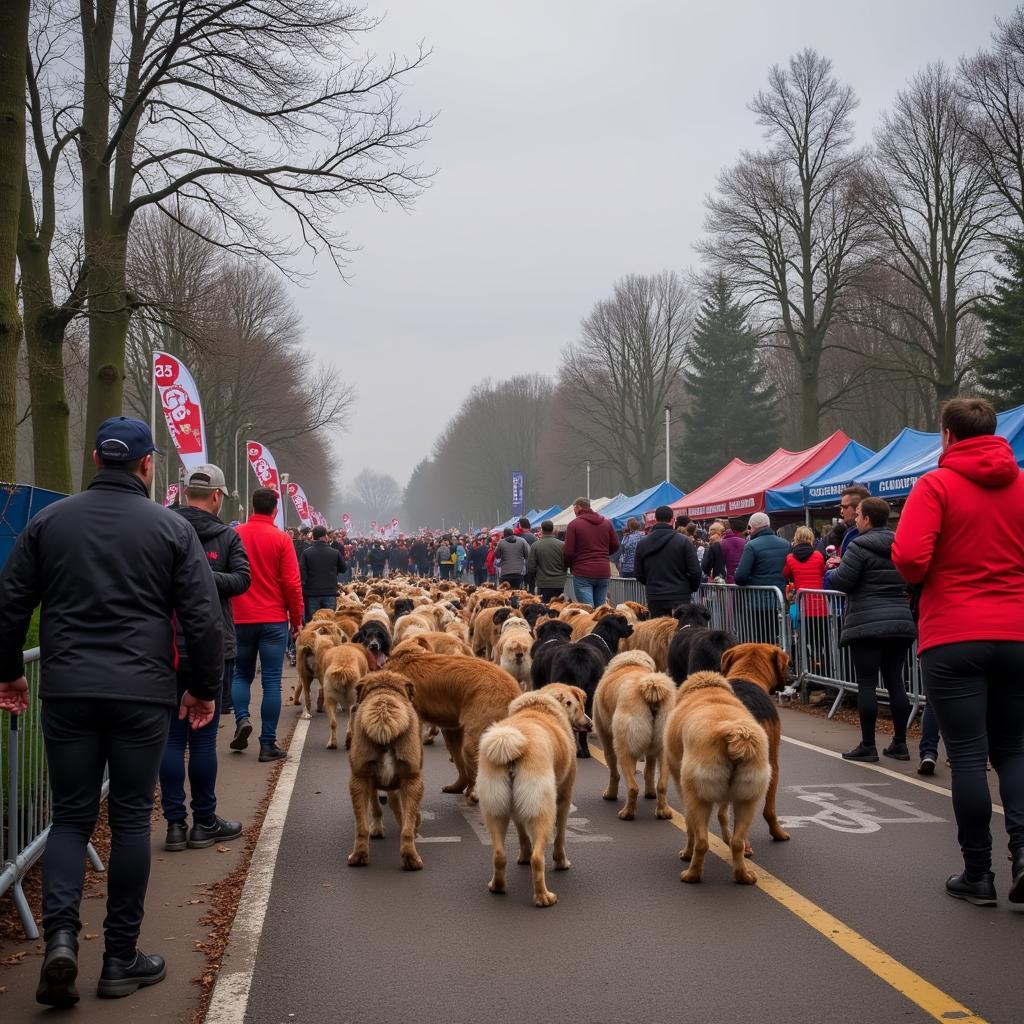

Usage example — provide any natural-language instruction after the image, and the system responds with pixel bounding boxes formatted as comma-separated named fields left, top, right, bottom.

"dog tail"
left=360, top=694, right=412, bottom=746
left=480, top=722, right=528, bottom=766
left=638, top=671, right=675, bottom=711
left=606, top=650, right=656, bottom=673
left=719, top=720, right=766, bottom=763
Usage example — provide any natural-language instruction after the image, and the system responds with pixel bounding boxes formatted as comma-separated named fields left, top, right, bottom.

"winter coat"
left=893, top=434, right=1024, bottom=654
left=301, top=540, right=347, bottom=596
left=634, top=523, right=702, bottom=602
left=470, top=542, right=490, bottom=570
left=783, top=544, right=827, bottom=617
left=496, top=536, right=530, bottom=578
left=701, top=540, right=726, bottom=581
left=719, top=530, right=746, bottom=584
left=734, top=527, right=789, bottom=604
left=388, top=545, right=409, bottom=572
left=409, top=540, right=429, bottom=567
left=0, top=470, right=223, bottom=704
left=563, top=510, right=619, bottom=580
left=618, top=531, right=642, bottom=576
left=232, top=513, right=304, bottom=631
left=528, top=535, right=566, bottom=588
left=830, top=528, right=916, bottom=645
left=368, top=545, right=387, bottom=569
left=485, top=546, right=497, bottom=574
left=175, top=505, right=250, bottom=661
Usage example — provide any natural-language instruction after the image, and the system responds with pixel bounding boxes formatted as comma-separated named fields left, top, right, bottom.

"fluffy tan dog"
left=619, top=617, right=679, bottom=670
left=493, top=629, right=533, bottom=691
left=393, top=612, right=436, bottom=645
left=593, top=651, right=676, bottom=820
left=385, top=648, right=521, bottom=802
left=471, top=606, right=515, bottom=660
left=346, top=671, right=424, bottom=871
left=444, top=619, right=471, bottom=645
left=664, top=672, right=770, bottom=886
left=360, top=606, right=391, bottom=630
left=321, top=644, right=374, bottom=750
left=477, top=684, right=591, bottom=907
left=392, top=632, right=473, bottom=657
left=292, top=621, right=345, bottom=710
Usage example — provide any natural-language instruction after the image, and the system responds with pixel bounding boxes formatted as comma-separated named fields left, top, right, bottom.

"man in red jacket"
left=563, top=496, right=619, bottom=607
left=229, top=488, right=304, bottom=762
left=893, top=398, right=1024, bottom=907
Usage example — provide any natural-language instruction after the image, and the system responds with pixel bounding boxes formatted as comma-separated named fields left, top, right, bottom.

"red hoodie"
left=563, top=510, right=619, bottom=579
left=231, top=513, right=304, bottom=631
left=783, top=547, right=827, bottom=616
left=892, top=435, right=1024, bottom=654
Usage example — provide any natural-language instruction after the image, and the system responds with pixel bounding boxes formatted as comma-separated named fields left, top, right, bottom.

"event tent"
left=601, top=481, right=684, bottom=531
left=670, top=431, right=852, bottom=520
left=765, top=439, right=876, bottom=512
left=528, top=504, right=562, bottom=527
left=548, top=495, right=620, bottom=529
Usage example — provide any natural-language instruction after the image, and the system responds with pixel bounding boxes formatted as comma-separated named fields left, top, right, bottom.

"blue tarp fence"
left=1, top=483, right=67, bottom=568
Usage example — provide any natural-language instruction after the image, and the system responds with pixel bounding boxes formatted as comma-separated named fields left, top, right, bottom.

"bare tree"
left=352, top=468, right=402, bottom=523
left=700, top=49, right=872, bottom=445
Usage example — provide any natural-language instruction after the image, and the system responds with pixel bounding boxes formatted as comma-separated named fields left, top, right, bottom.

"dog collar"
left=588, top=633, right=612, bottom=655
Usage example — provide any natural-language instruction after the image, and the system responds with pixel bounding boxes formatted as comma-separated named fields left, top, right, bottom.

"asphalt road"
left=242, top=703, right=1021, bottom=1024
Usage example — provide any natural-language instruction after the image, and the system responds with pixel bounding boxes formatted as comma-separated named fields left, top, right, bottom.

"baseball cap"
left=96, top=416, right=163, bottom=462
left=186, top=464, right=230, bottom=496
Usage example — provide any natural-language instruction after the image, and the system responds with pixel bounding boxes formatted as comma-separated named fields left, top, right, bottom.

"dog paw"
left=300, top=712, right=312, bottom=721
left=534, top=891, right=558, bottom=908
left=326, top=739, right=337, bottom=750
left=680, top=869, right=702, bottom=884
left=487, top=880, right=506, bottom=894
left=679, top=848, right=693, bottom=861
left=770, top=829, right=791, bottom=842
left=516, top=852, right=531, bottom=865
left=617, top=808, right=635, bottom=821
left=401, top=852, right=424, bottom=871
left=743, top=840, right=754, bottom=857
left=423, top=736, right=435, bottom=745
left=464, top=791, right=479, bottom=806
left=734, top=869, right=758, bottom=886
left=656, top=807, right=672, bottom=820
left=554, top=858, right=571, bottom=871
left=644, top=791, right=657, bottom=800
left=347, top=850, right=369, bottom=867
left=369, top=826, right=385, bottom=839
left=602, top=789, right=618, bottom=801
left=441, top=783, right=465, bottom=794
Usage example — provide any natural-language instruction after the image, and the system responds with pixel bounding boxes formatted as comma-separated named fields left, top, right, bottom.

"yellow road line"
left=587, top=744, right=988, bottom=1024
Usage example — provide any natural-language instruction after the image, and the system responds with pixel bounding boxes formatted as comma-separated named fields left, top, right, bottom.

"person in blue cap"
left=0, top=416, right=224, bottom=1007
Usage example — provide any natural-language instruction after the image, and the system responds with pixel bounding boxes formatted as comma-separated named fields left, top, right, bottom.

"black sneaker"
left=97, top=949, right=167, bottom=999
left=883, top=741, right=910, bottom=761
left=36, top=930, right=79, bottom=1007
left=842, top=743, right=879, bottom=762
left=188, top=816, right=243, bottom=849
left=918, top=756, right=937, bottom=776
left=164, top=821, right=188, bottom=852
left=1010, top=850, right=1024, bottom=905
left=258, top=743, right=287, bottom=762
left=229, top=717, right=252, bottom=751
left=945, top=871, right=996, bottom=907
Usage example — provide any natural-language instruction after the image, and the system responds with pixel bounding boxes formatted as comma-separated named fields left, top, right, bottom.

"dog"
left=293, top=621, right=344, bottom=710
left=667, top=628, right=737, bottom=682
left=393, top=612, right=436, bottom=645
left=521, top=602, right=556, bottom=629
left=384, top=648, right=521, bottom=802
left=477, top=684, right=591, bottom=907
left=593, top=651, right=676, bottom=820
left=621, top=604, right=711, bottom=670
left=392, top=632, right=473, bottom=657
left=664, top=671, right=770, bottom=885
left=346, top=671, right=424, bottom=871
left=720, top=644, right=792, bottom=846
left=471, top=606, right=514, bottom=660
left=352, top=620, right=392, bottom=669
left=320, top=643, right=374, bottom=750
left=494, top=628, right=533, bottom=691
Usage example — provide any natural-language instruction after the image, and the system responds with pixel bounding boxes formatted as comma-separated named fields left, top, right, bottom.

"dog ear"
left=720, top=647, right=738, bottom=675
left=493, top=607, right=512, bottom=626
left=571, top=686, right=588, bottom=707
left=773, top=647, right=791, bottom=686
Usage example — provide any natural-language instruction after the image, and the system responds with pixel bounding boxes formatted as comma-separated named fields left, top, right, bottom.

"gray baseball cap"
left=186, top=464, right=230, bottom=496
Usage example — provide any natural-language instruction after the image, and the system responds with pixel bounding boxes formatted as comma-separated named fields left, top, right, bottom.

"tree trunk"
left=799, top=360, right=820, bottom=447
left=0, top=0, right=30, bottom=481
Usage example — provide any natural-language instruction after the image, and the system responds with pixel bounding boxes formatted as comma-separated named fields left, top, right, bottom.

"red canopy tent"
left=671, top=431, right=851, bottom=519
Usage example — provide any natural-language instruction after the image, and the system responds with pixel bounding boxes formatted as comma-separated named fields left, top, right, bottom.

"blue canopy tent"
left=1, top=483, right=67, bottom=567
left=528, top=504, right=562, bottom=527
left=491, top=508, right=540, bottom=532
left=602, top=481, right=684, bottom=531
left=765, top=440, right=875, bottom=512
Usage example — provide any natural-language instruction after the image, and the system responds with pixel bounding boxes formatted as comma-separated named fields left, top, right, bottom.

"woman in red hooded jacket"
left=893, top=397, right=1024, bottom=908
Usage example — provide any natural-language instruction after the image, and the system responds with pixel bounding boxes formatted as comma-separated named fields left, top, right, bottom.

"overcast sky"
left=289, top=0, right=1015, bottom=497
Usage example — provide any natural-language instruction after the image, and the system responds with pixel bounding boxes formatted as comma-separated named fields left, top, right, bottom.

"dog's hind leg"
left=597, top=718, right=619, bottom=801
left=397, top=779, right=425, bottom=871
left=325, top=696, right=339, bottom=750
left=643, top=756, right=657, bottom=800
left=764, top=732, right=790, bottom=842
left=368, top=790, right=385, bottom=839
left=553, top=781, right=572, bottom=872
left=613, top=738, right=639, bottom=820
left=486, top=812, right=511, bottom=895
left=528, top=817, right=557, bottom=907
left=347, top=776, right=374, bottom=866
left=654, top=754, right=672, bottom=820
left=729, top=799, right=760, bottom=885
left=316, top=680, right=325, bottom=714
left=461, top=734, right=481, bottom=805
left=440, top=728, right=470, bottom=794
left=299, top=675, right=313, bottom=720
left=717, top=803, right=732, bottom=845
left=680, top=793, right=711, bottom=883
left=515, top=821, right=533, bottom=864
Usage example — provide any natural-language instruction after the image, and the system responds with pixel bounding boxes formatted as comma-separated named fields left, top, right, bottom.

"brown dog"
left=392, top=632, right=473, bottom=658
left=321, top=644, right=374, bottom=750
left=385, top=648, right=520, bottom=802
left=292, top=624, right=345, bottom=712
left=346, top=671, right=424, bottom=871
left=720, top=643, right=791, bottom=845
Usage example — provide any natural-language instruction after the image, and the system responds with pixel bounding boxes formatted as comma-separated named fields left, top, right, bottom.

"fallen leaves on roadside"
left=0, top=953, right=27, bottom=966
left=216, top=846, right=231, bottom=853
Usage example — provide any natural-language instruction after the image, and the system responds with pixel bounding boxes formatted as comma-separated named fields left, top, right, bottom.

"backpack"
left=437, top=543, right=450, bottom=562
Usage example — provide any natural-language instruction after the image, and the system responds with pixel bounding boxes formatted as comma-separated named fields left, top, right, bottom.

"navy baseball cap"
left=95, top=416, right=164, bottom=462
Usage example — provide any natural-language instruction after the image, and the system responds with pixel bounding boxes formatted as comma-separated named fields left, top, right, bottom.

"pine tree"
left=676, top=275, right=781, bottom=490
left=976, top=236, right=1024, bottom=408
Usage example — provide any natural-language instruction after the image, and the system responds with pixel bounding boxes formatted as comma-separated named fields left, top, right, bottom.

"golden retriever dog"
left=493, top=629, right=533, bottom=691
left=593, top=651, right=676, bottom=820
left=310, top=608, right=337, bottom=623
left=292, top=621, right=345, bottom=709
left=385, top=648, right=521, bottom=802
left=346, top=671, right=424, bottom=871
left=614, top=601, right=649, bottom=625
left=471, top=606, right=516, bottom=661
left=664, top=672, right=770, bottom=885
left=393, top=612, right=436, bottom=645
left=321, top=643, right=374, bottom=749
left=477, top=684, right=591, bottom=907
left=620, top=605, right=710, bottom=670
left=720, top=644, right=792, bottom=845
left=392, top=633, right=473, bottom=658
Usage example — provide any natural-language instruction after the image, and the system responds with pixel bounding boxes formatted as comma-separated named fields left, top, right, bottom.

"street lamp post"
left=234, top=421, right=254, bottom=518
left=664, top=406, right=671, bottom=484
left=585, top=460, right=591, bottom=501
left=281, top=472, right=290, bottom=531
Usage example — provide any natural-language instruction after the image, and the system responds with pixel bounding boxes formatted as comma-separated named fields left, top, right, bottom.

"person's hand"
left=0, top=677, right=30, bottom=714
left=179, top=691, right=216, bottom=730
left=290, top=623, right=301, bottom=639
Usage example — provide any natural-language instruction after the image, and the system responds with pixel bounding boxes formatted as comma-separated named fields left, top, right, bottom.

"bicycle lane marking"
left=588, top=742, right=989, bottom=1024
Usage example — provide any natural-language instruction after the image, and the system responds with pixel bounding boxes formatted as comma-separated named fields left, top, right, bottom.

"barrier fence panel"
left=697, top=583, right=789, bottom=651
left=605, top=576, right=647, bottom=606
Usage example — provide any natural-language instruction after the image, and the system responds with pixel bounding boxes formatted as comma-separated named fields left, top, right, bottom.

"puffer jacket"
left=783, top=543, right=827, bottom=616
left=734, top=527, right=789, bottom=603
left=617, top=531, right=642, bottom=575
left=830, top=528, right=916, bottom=645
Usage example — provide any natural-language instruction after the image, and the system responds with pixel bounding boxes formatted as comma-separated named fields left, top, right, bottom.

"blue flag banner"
left=511, top=471, right=525, bottom=518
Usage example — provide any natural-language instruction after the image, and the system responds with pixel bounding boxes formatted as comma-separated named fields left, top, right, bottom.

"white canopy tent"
left=547, top=494, right=621, bottom=530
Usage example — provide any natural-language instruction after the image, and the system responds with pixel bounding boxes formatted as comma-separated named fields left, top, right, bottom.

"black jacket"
left=701, top=540, right=726, bottom=580
left=175, top=505, right=250, bottom=661
left=300, top=540, right=347, bottom=596
left=829, top=528, right=917, bottom=645
left=0, top=470, right=224, bottom=704
left=389, top=545, right=409, bottom=570
left=634, top=523, right=702, bottom=600
left=409, top=540, right=429, bottom=566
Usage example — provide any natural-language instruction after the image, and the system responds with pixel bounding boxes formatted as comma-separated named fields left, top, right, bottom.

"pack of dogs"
left=292, top=575, right=793, bottom=907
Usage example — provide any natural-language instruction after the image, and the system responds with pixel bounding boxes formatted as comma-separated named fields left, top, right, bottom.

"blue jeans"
left=305, top=594, right=335, bottom=621
left=572, top=576, right=608, bottom=607
left=919, top=703, right=941, bottom=760
left=160, top=663, right=228, bottom=824
left=233, top=622, right=288, bottom=745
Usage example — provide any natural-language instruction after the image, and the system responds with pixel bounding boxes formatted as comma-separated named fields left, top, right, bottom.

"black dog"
left=392, top=598, right=415, bottom=620
left=671, top=604, right=712, bottom=629
left=522, top=602, right=556, bottom=629
left=667, top=628, right=737, bottom=683
left=352, top=621, right=392, bottom=669
left=529, top=619, right=574, bottom=679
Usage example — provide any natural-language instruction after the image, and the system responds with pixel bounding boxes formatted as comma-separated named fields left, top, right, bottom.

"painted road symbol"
left=778, top=782, right=946, bottom=834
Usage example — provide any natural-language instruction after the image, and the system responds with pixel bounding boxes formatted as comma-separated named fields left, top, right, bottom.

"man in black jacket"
left=409, top=538, right=430, bottom=577
left=634, top=505, right=702, bottom=617
left=161, top=464, right=250, bottom=854
left=0, top=417, right=223, bottom=1006
left=301, top=525, right=346, bottom=618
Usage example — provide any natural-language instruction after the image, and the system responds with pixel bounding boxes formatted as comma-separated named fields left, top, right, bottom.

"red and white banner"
left=153, top=352, right=207, bottom=472
left=246, top=440, right=285, bottom=529
left=342, top=513, right=351, bottom=527
left=163, top=484, right=179, bottom=507
left=286, top=482, right=313, bottom=528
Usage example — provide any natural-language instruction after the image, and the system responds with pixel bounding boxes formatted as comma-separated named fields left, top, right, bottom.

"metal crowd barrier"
left=605, top=576, right=648, bottom=606
left=793, top=589, right=923, bottom=723
left=697, top=583, right=790, bottom=650
left=1, top=648, right=106, bottom=939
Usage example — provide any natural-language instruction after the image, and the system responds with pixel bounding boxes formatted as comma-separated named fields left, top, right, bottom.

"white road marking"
left=205, top=716, right=310, bottom=1024
left=778, top=782, right=946, bottom=834
left=458, top=805, right=613, bottom=845
left=780, top=734, right=1005, bottom=816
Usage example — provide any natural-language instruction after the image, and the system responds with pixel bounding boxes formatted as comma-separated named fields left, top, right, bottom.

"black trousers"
left=41, top=699, right=172, bottom=958
left=647, top=596, right=690, bottom=618
left=921, top=641, right=1024, bottom=876
left=848, top=638, right=912, bottom=746
left=538, top=587, right=564, bottom=604
left=500, top=574, right=523, bottom=590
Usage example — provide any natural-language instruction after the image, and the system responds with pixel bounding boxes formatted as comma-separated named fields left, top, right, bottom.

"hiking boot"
left=164, top=821, right=188, bottom=852
left=1010, top=850, right=1024, bottom=905
left=842, top=743, right=879, bottom=762
left=97, top=949, right=166, bottom=999
left=36, top=930, right=79, bottom=1007
left=883, top=741, right=910, bottom=761
left=229, top=717, right=252, bottom=751
left=917, top=756, right=937, bottom=776
left=945, top=871, right=996, bottom=907
left=188, top=816, right=243, bottom=849
left=258, top=743, right=287, bottom=762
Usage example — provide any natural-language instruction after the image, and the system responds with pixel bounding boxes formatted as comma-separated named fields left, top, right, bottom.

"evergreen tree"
left=976, top=236, right=1024, bottom=407
left=676, top=275, right=781, bottom=490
